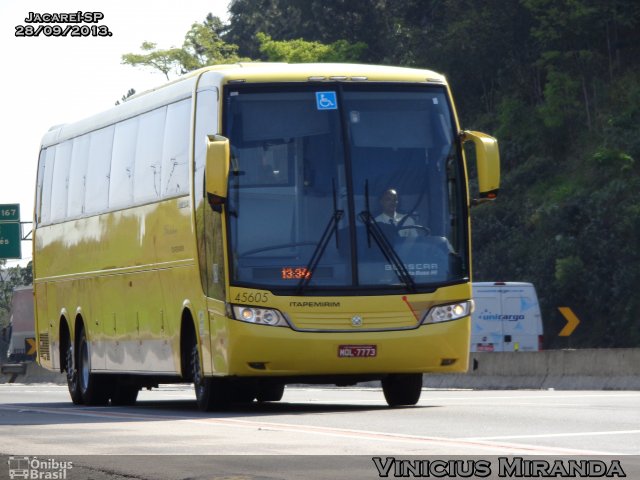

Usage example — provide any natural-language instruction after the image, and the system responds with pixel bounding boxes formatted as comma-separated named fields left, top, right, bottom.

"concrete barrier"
left=424, top=348, right=640, bottom=390
left=0, top=361, right=65, bottom=385
left=0, top=363, right=27, bottom=383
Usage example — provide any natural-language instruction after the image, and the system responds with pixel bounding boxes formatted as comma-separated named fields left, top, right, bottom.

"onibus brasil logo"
left=8, top=456, right=73, bottom=479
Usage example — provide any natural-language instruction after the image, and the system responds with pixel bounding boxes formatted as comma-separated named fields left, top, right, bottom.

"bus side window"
left=162, top=99, right=191, bottom=198
left=134, top=107, right=166, bottom=203
left=68, top=135, right=90, bottom=217
left=35, top=149, right=47, bottom=225
left=39, top=146, right=57, bottom=225
left=109, top=117, right=139, bottom=210
left=49, top=140, right=73, bottom=222
left=85, top=125, right=114, bottom=215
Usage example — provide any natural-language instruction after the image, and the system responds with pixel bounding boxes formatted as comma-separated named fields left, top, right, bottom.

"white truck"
left=5, top=286, right=35, bottom=361
left=471, top=282, right=543, bottom=352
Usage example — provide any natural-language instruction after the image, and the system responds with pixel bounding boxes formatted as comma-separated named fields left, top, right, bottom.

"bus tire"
left=382, top=374, right=422, bottom=407
left=191, top=344, right=227, bottom=411
left=64, top=331, right=83, bottom=405
left=256, top=383, right=285, bottom=402
left=77, top=327, right=110, bottom=406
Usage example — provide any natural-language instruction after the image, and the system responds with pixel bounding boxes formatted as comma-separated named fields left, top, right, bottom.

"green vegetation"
left=121, top=14, right=246, bottom=79
left=122, top=0, right=640, bottom=348
left=255, top=33, right=366, bottom=63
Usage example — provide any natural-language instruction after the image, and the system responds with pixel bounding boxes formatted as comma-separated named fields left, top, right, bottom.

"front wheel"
left=382, top=374, right=423, bottom=407
left=191, top=344, right=228, bottom=411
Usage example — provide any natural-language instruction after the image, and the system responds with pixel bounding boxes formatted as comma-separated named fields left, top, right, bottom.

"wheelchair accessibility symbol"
left=316, top=91, right=337, bottom=110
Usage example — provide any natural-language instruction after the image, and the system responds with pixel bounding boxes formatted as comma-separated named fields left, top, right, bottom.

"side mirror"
left=462, top=130, right=500, bottom=204
left=206, top=135, right=230, bottom=201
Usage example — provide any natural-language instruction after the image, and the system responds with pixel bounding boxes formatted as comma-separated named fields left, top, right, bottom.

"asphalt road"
left=0, top=384, right=639, bottom=479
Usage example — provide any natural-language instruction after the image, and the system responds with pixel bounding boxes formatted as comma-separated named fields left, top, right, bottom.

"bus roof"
left=131, top=62, right=446, bottom=98
left=40, top=63, right=447, bottom=148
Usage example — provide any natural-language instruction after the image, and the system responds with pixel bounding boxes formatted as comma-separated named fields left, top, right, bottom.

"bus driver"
left=375, top=188, right=418, bottom=237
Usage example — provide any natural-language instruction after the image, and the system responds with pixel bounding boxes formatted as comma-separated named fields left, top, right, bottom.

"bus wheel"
left=64, top=334, right=82, bottom=405
left=382, top=374, right=423, bottom=407
left=256, top=383, right=285, bottom=402
left=191, top=344, right=226, bottom=411
left=77, top=327, right=110, bottom=406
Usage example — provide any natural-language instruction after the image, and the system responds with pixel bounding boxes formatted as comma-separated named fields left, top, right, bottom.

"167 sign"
left=0, top=204, right=21, bottom=259
left=0, top=205, right=19, bottom=222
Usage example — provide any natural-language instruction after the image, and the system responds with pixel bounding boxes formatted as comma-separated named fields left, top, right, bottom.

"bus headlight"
left=422, top=300, right=474, bottom=324
left=232, top=305, right=290, bottom=327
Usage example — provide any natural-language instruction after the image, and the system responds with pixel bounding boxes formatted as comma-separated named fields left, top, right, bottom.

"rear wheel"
left=64, top=332, right=82, bottom=405
left=77, top=327, right=110, bottom=406
left=382, top=374, right=423, bottom=407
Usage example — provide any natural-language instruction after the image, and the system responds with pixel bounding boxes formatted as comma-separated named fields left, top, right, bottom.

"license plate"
left=338, top=345, right=377, bottom=358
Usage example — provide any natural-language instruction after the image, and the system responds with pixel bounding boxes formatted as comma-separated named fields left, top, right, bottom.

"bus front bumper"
left=217, top=316, right=470, bottom=377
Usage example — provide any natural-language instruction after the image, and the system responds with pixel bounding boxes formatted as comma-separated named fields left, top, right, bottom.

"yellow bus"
left=33, top=63, right=499, bottom=409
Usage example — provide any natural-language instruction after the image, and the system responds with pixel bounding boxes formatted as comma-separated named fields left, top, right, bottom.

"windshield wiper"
left=359, top=180, right=416, bottom=292
left=296, top=179, right=344, bottom=294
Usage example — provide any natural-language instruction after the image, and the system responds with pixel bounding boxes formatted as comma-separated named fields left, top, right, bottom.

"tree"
left=524, top=0, right=640, bottom=132
left=225, top=0, right=405, bottom=63
left=123, top=12, right=367, bottom=77
left=122, top=41, right=186, bottom=80
left=256, top=33, right=366, bottom=63
left=122, top=15, right=245, bottom=79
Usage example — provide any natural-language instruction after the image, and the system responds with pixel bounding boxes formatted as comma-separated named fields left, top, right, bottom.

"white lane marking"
left=186, top=416, right=625, bottom=455
left=0, top=404, right=622, bottom=456
left=422, top=392, right=640, bottom=401
left=464, top=429, right=640, bottom=441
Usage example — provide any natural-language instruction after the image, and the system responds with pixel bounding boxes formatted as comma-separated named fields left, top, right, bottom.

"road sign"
left=0, top=222, right=22, bottom=259
left=0, top=203, right=22, bottom=259
left=25, top=338, right=37, bottom=356
left=0, top=204, right=20, bottom=222
left=558, top=307, right=580, bottom=336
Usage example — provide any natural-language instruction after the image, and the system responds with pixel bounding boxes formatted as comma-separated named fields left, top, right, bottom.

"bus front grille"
left=287, top=310, right=420, bottom=331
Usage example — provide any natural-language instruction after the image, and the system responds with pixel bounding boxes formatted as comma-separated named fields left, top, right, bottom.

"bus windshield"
left=224, top=84, right=468, bottom=292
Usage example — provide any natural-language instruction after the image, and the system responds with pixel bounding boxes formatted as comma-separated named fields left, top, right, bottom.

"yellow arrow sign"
left=558, top=307, right=580, bottom=336
left=25, top=337, right=37, bottom=356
